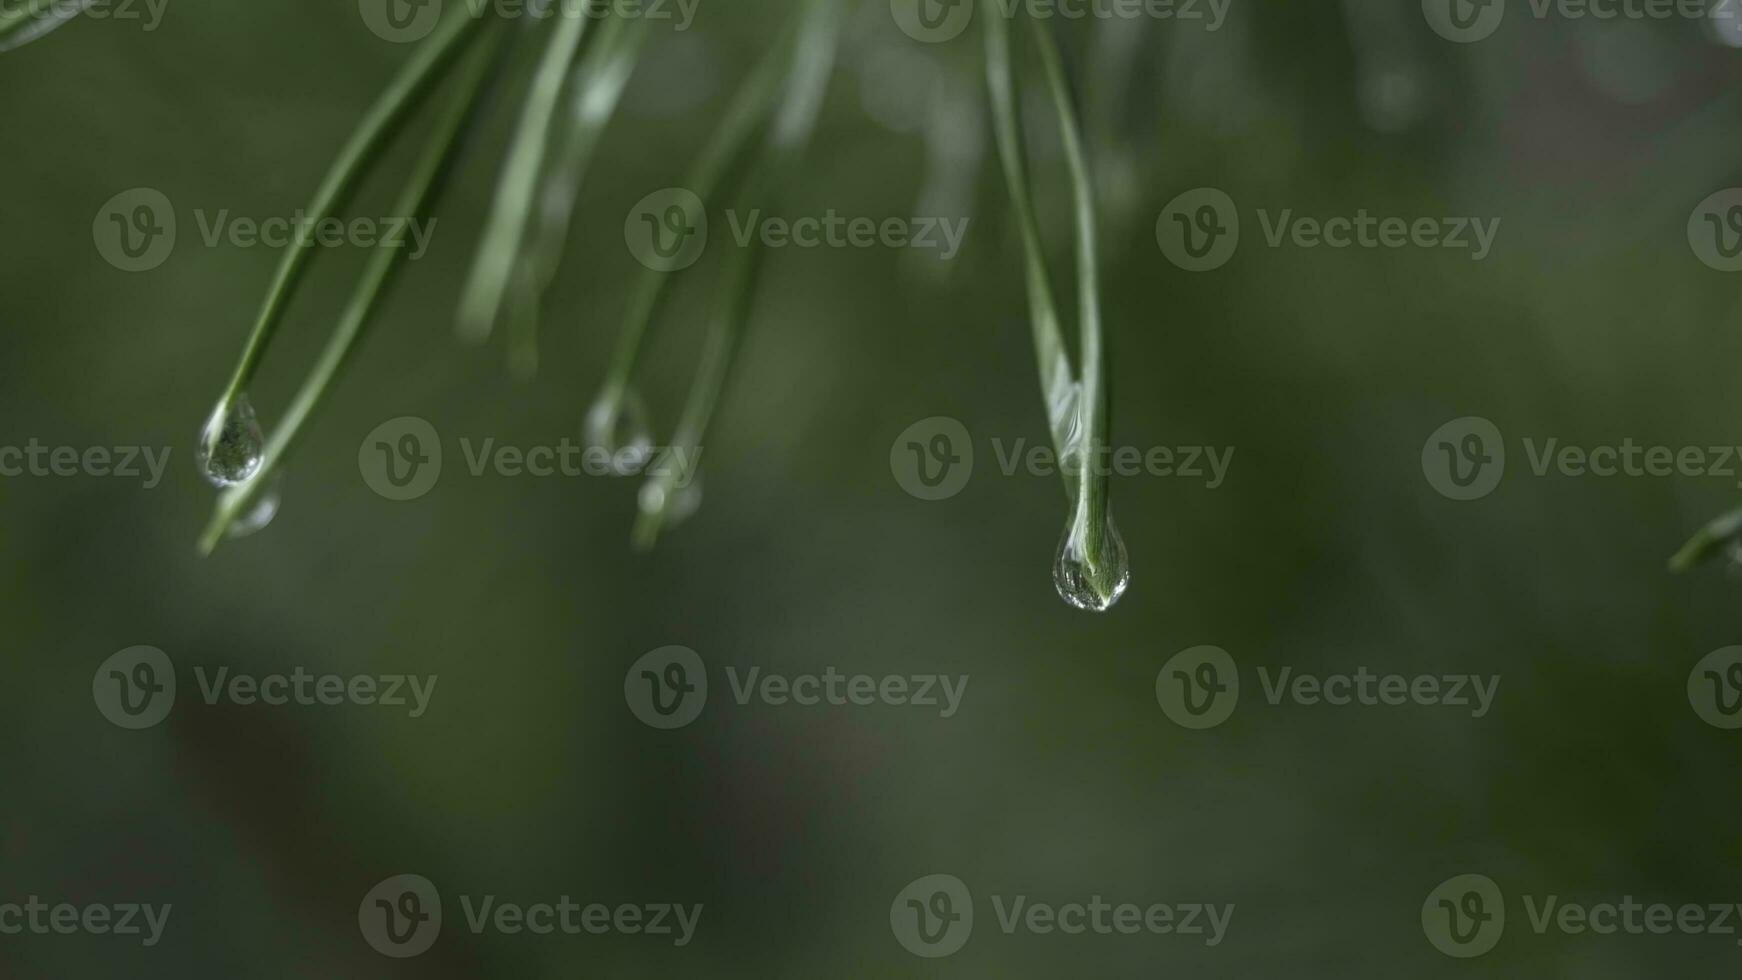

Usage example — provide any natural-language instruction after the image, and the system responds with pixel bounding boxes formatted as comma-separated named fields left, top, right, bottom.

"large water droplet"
left=584, top=387, right=654, bottom=475
left=1053, top=510, right=1130, bottom=612
left=226, top=473, right=283, bottom=540
left=198, top=394, right=265, bottom=488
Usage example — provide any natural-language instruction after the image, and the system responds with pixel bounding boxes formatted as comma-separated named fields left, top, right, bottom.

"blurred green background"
left=5, top=0, right=1742, bottom=974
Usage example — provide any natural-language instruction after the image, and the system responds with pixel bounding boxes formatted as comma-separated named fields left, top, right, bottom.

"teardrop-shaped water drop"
left=584, top=387, right=654, bottom=475
left=1053, top=510, right=1130, bottom=612
left=226, top=473, right=284, bottom=540
left=197, top=394, right=265, bottom=488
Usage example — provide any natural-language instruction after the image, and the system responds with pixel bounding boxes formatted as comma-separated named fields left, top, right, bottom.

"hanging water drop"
left=197, top=394, right=265, bottom=488
left=584, top=386, right=654, bottom=475
left=226, top=473, right=284, bottom=540
left=1053, top=510, right=1130, bottom=612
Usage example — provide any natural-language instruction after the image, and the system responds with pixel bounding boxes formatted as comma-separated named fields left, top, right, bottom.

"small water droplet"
left=1053, top=510, right=1130, bottom=612
left=197, top=394, right=265, bottom=488
left=639, top=473, right=703, bottom=528
left=584, top=387, right=654, bottom=475
left=226, top=473, right=284, bottom=540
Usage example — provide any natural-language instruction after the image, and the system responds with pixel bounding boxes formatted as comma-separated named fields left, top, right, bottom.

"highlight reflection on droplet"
left=226, top=473, right=284, bottom=540
left=197, top=393, right=265, bottom=488
left=1053, top=510, right=1130, bottom=612
left=583, top=386, right=654, bottom=475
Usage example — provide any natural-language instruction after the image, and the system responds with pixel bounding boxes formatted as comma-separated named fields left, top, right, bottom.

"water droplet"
left=197, top=394, right=265, bottom=488
left=638, top=473, right=703, bottom=528
left=226, top=473, right=283, bottom=540
left=584, top=387, right=654, bottom=475
left=1053, top=510, right=1130, bottom=612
